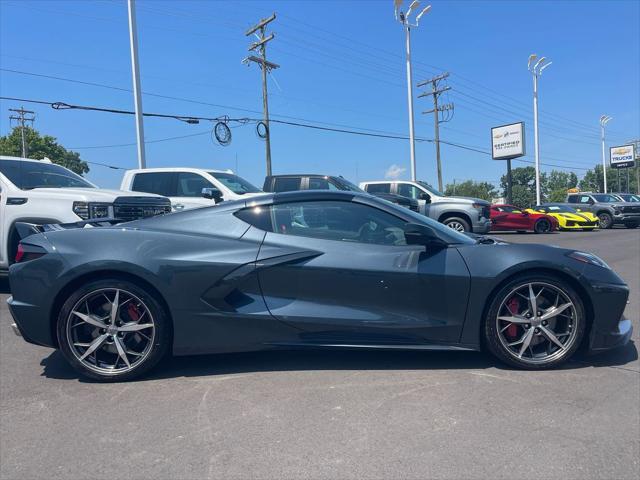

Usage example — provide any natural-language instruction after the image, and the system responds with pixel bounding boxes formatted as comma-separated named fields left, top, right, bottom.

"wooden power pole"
left=244, top=13, right=279, bottom=177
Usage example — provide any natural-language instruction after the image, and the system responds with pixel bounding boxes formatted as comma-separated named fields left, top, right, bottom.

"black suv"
left=263, top=175, right=420, bottom=212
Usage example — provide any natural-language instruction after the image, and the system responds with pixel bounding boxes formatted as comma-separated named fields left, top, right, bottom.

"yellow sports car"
left=526, top=204, right=599, bottom=230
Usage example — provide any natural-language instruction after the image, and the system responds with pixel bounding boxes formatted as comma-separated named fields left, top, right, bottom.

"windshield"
left=619, top=194, right=640, bottom=202
left=417, top=181, right=445, bottom=197
left=332, top=177, right=364, bottom=192
left=592, top=194, right=621, bottom=203
left=0, top=159, right=93, bottom=189
left=537, top=205, right=575, bottom=213
left=208, top=172, right=261, bottom=194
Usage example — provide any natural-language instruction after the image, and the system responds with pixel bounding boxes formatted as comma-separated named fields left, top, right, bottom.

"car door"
left=238, top=197, right=471, bottom=344
left=396, top=183, right=430, bottom=215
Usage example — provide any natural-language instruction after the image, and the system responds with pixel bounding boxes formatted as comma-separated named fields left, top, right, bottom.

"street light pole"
left=395, top=0, right=431, bottom=182
left=127, top=0, right=146, bottom=169
left=600, top=115, right=612, bottom=193
left=404, top=23, right=417, bottom=182
left=528, top=54, right=552, bottom=206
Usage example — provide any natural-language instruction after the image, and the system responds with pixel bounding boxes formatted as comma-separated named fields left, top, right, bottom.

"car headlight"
left=73, top=201, right=89, bottom=220
left=567, top=251, right=610, bottom=269
left=89, top=203, right=113, bottom=219
left=72, top=202, right=113, bottom=220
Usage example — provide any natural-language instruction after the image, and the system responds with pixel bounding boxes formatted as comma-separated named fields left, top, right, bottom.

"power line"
left=0, top=95, right=594, bottom=172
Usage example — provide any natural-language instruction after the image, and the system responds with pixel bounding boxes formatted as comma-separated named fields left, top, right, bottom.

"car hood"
left=27, top=187, right=166, bottom=201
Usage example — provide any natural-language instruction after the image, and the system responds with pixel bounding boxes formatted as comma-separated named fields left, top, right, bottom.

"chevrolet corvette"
left=527, top=204, right=599, bottom=231
left=7, top=191, right=631, bottom=381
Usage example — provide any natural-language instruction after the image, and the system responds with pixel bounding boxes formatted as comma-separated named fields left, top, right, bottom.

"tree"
left=444, top=180, right=497, bottom=201
left=546, top=170, right=578, bottom=202
left=500, top=166, right=546, bottom=207
left=0, top=127, right=89, bottom=175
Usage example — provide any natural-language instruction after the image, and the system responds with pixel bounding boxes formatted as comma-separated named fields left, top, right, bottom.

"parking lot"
left=0, top=228, right=638, bottom=480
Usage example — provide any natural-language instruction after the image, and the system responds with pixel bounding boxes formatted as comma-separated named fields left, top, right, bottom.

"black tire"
left=533, top=218, right=552, bottom=234
left=443, top=217, right=470, bottom=233
left=57, top=278, right=171, bottom=382
left=598, top=212, right=613, bottom=229
left=484, top=273, right=585, bottom=370
left=625, top=223, right=638, bottom=229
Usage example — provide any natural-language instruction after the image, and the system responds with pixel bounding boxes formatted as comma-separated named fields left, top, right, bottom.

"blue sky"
left=1, top=0, right=638, bottom=190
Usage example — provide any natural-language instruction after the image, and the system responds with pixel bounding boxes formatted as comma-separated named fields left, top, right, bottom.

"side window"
left=131, top=172, right=176, bottom=196
left=579, top=195, right=591, bottom=204
left=308, top=178, right=339, bottom=190
left=567, top=196, right=577, bottom=204
left=236, top=200, right=407, bottom=246
left=273, top=177, right=301, bottom=192
left=176, top=172, right=214, bottom=197
left=397, top=183, right=421, bottom=200
left=365, top=183, right=391, bottom=194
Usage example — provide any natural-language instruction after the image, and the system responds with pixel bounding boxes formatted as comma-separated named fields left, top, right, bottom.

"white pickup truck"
left=0, top=156, right=171, bottom=271
left=120, top=167, right=265, bottom=210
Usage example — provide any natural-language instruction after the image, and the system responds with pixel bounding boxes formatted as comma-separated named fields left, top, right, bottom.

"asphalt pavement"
left=1, top=228, right=638, bottom=480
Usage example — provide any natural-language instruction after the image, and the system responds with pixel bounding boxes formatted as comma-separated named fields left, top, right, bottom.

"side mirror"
left=202, top=187, right=223, bottom=203
left=587, top=198, right=595, bottom=205
left=403, top=223, right=447, bottom=249
left=419, top=192, right=431, bottom=203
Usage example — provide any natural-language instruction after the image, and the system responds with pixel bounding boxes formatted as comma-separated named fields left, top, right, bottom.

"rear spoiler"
left=15, top=218, right=126, bottom=240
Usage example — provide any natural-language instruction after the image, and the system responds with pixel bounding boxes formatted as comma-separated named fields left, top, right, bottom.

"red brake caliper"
left=505, top=297, right=520, bottom=339
left=127, top=303, right=141, bottom=322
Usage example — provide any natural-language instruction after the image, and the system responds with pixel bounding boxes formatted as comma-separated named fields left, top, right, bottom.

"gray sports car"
left=7, top=190, right=632, bottom=381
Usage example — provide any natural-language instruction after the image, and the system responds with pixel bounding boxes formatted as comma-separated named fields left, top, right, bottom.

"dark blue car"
left=8, top=191, right=631, bottom=381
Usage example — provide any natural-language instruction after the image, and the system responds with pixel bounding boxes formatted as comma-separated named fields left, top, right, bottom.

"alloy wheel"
left=535, top=219, right=551, bottom=233
left=495, top=282, right=579, bottom=365
left=66, top=288, right=156, bottom=375
left=446, top=221, right=466, bottom=232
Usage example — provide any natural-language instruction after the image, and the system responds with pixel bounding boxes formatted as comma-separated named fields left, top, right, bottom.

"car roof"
left=266, top=174, right=337, bottom=178
left=0, top=155, right=52, bottom=164
left=125, top=167, right=233, bottom=174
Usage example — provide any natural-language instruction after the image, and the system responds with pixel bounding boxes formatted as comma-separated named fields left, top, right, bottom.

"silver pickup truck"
left=360, top=180, right=491, bottom=233
left=562, top=192, right=640, bottom=229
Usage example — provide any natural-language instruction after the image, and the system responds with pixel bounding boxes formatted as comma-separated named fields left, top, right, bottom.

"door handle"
left=173, top=203, right=185, bottom=210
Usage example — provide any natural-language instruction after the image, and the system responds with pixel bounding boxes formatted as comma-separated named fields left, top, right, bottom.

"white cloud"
left=384, top=164, right=406, bottom=180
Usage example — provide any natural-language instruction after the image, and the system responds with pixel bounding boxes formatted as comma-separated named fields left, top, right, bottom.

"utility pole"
left=394, top=1, right=432, bottom=181
left=244, top=13, right=278, bottom=177
left=418, top=72, right=452, bottom=191
left=599, top=115, right=612, bottom=193
left=127, top=0, right=146, bottom=169
left=9, top=107, right=35, bottom=158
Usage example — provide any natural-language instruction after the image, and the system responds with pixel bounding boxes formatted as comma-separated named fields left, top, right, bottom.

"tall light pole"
left=528, top=54, right=552, bottom=205
left=600, top=115, right=612, bottom=193
left=127, top=0, right=146, bottom=169
left=395, top=0, right=431, bottom=181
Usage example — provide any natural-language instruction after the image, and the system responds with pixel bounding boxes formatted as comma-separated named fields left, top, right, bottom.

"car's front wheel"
left=533, top=218, right=552, bottom=234
left=598, top=212, right=613, bottom=229
left=443, top=217, right=470, bottom=233
left=484, top=274, right=585, bottom=369
left=57, top=279, right=171, bottom=381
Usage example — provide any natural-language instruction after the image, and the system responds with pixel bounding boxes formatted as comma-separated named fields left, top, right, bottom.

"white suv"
left=0, top=156, right=171, bottom=271
left=120, top=167, right=265, bottom=211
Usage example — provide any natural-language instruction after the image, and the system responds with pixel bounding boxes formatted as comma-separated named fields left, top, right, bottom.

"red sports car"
left=490, top=204, right=558, bottom=233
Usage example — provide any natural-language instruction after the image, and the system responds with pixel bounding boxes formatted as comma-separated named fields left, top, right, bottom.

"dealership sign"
left=491, top=122, right=525, bottom=160
left=610, top=144, right=636, bottom=169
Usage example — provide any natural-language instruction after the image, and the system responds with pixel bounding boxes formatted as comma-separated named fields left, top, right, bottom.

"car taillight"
left=15, top=243, right=47, bottom=263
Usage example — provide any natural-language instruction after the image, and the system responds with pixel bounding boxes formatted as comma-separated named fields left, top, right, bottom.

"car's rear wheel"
left=598, top=212, right=613, bottom=229
left=443, top=217, right=470, bottom=233
left=484, top=274, right=585, bottom=369
left=533, top=218, right=552, bottom=234
left=57, top=279, right=170, bottom=381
